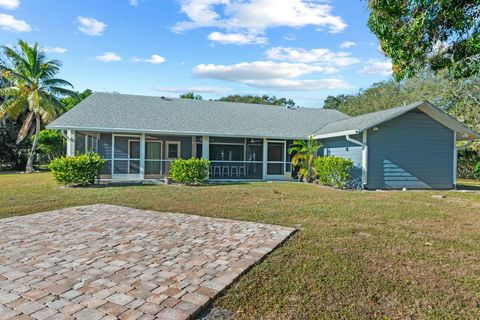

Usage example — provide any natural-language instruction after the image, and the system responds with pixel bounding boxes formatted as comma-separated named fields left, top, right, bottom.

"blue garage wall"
left=367, top=109, right=454, bottom=189
left=319, top=134, right=363, bottom=188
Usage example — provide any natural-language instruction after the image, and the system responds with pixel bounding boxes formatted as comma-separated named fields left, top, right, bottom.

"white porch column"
left=362, top=131, right=368, bottom=188
left=140, top=133, right=146, bottom=180
left=66, top=130, right=75, bottom=157
left=262, top=138, right=268, bottom=180
left=453, top=132, right=457, bottom=189
left=202, top=136, right=209, bottom=159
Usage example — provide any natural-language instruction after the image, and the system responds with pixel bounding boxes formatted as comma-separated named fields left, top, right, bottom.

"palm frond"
left=0, top=95, right=28, bottom=119
left=47, top=86, right=77, bottom=97
left=42, top=78, right=74, bottom=88
left=39, top=91, right=65, bottom=122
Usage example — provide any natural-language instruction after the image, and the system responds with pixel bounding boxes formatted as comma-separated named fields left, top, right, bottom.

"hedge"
left=49, top=153, right=105, bottom=186
left=314, top=155, right=354, bottom=189
left=169, top=158, right=210, bottom=185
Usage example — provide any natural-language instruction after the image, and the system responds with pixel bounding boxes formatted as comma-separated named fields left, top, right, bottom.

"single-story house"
left=47, top=92, right=479, bottom=189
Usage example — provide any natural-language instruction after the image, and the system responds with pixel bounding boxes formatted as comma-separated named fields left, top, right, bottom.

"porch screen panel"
left=146, top=142, right=161, bottom=175
left=267, top=143, right=285, bottom=175
left=113, top=137, right=140, bottom=175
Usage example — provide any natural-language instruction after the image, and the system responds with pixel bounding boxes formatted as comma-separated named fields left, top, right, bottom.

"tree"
left=61, top=89, right=92, bottom=110
left=219, top=95, right=296, bottom=107
left=323, top=94, right=348, bottom=110
left=180, top=92, right=203, bottom=100
left=289, top=136, right=322, bottom=183
left=0, top=40, right=76, bottom=173
left=368, top=0, right=480, bottom=80
left=35, top=129, right=65, bottom=162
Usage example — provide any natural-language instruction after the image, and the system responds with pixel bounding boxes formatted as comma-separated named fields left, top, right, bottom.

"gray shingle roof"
left=314, top=101, right=480, bottom=140
left=314, top=102, right=425, bottom=136
left=47, top=92, right=350, bottom=139
left=48, top=93, right=479, bottom=140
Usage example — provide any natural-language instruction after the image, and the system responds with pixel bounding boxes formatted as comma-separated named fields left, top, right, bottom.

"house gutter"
left=346, top=132, right=368, bottom=189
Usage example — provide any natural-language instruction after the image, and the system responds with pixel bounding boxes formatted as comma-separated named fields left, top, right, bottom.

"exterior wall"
left=367, top=110, right=454, bottom=189
left=98, top=133, right=112, bottom=175
left=319, top=135, right=363, bottom=188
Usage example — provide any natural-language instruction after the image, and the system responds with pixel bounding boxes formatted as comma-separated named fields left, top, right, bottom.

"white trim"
left=192, top=136, right=197, bottom=158
left=140, top=133, right=145, bottom=179
left=202, top=136, right=209, bottom=160
left=66, top=130, right=75, bottom=157
left=362, top=131, right=368, bottom=188
left=313, top=130, right=358, bottom=140
left=48, top=125, right=306, bottom=140
left=453, top=131, right=457, bottom=188
left=166, top=141, right=181, bottom=159
left=209, top=142, right=246, bottom=146
left=262, top=138, right=268, bottom=180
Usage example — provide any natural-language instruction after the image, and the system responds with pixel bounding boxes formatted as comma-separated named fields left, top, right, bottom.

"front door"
left=267, top=141, right=286, bottom=180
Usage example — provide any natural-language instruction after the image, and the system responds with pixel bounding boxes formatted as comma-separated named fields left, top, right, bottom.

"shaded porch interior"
left=70, top=131, right=295, bottom=180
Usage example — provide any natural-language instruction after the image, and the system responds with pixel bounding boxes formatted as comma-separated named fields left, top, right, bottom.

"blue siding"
left=98, top=133, right=112, bottom=175
left=319, top=135, right=363, bottom=188
left=367, top=110, right=454, bottom=189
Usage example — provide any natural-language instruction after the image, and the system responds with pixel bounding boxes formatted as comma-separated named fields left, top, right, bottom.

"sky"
left=0, top=0, right=393, bottom=108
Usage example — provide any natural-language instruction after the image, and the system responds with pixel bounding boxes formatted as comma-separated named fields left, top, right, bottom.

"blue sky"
left=0, top=0, right=393, bottom=108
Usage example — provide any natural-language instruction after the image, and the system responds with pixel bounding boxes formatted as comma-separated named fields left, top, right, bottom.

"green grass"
left=1, top=173, right=480, bottom=319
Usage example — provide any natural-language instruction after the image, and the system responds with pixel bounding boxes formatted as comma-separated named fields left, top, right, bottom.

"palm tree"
left=289, top=136, right=322, bottom=183
left=0, top=40, right=76, bottom=173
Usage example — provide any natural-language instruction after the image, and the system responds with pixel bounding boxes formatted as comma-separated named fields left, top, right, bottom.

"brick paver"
left=0, top=204, right=294, bottom=319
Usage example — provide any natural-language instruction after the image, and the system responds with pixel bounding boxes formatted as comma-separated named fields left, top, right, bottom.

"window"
left=166, top=141, right=181, bottom=159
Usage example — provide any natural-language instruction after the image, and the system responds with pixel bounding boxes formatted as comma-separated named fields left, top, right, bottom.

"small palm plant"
left=0, top=40, right=76, bottom=173
left=289, top=136, right=322, bottom=183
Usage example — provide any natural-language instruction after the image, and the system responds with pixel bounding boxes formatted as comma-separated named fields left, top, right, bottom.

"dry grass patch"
left=1, top=173, right=480, bottom=319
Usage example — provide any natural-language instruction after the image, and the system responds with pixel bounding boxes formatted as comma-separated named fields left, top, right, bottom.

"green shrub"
left=49, top=153, right=105, bottom=186
left=475, top=162, right=480, bottom=179
left=314, top=155, right=354, bottom=188
left=170, top=158, right=210, bottom=185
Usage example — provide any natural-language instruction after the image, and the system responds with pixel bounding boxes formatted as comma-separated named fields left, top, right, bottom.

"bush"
left=314, top=156, right=354, bottom=188
left=458, top=149, right=480, bottom=179
left=170, top=158, right=210, bottom=185
left=475, top=162, right=480, bottom=179
left=49, top=153, right=105, bottom=186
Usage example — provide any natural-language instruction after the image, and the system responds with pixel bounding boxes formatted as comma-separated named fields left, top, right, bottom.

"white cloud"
left=0, top=0, right=19, bottom=10
left=133, top=54, right=166, bottom=64
left=78, top=16, right=107, bottom=36
left=359, top=59, right=392, bottom=76
left=173, top=0, right=347, bottom=37
left=96, top=52, right=122, bottom=62
left=193, top=60, right=349, bottom=91
left=284, top=33, right=296, bottom=41
left=195, top=61, right=335, bottom=80
left=266, top=47, right=359, bottom=66
left=0, top=14, right=30, bottom=32
left=129, top=0, right=138, bottom=6
left=155, top=86, right=231, bottom=95
left=340, top=41, right=356, bottom=49
left=242, top=78, right=351, bottom=90
left=43, top=47, right=67, bottom=54
left=208, top=32, right=267, bottom=45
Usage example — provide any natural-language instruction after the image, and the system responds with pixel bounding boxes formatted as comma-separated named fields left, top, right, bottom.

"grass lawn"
left=1, top=173, right=480, bottom=319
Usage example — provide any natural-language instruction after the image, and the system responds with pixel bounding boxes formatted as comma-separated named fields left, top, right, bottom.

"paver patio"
left=0, top=204, right=295, bottom=320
